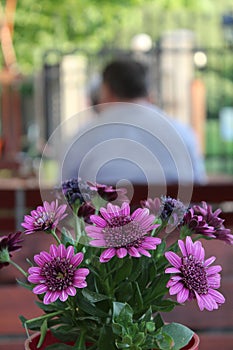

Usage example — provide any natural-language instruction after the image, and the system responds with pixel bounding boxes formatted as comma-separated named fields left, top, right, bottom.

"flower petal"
left=128, top=247, right=141, bottom=258
left=169, top=282, right=184, bottom=295
left=100, top=248, right=116, bottom=262
left=116, top=247, right=127, bottom=258
left=177, top=287, right=189, bottom=303
left=165, top=251, right=181, bottom=268
left=33, top=284, right=48, bottom=294
left=71, top=252, right=84, bottom=267
left=43, top=291, right=53, bottom=304
left=89, top=215, right=107, bottom=227
left=60, top=290, right=68, bottom=302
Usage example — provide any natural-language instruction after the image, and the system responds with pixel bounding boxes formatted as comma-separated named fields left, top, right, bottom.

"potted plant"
left=1, top=178, right=232, bottom=349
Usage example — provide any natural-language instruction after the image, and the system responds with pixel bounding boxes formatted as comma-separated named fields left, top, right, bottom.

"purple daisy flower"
left=61, top=178, right=92, bottom=206
left=0, top=231, right=23, bottom=268
left=213, top=227, right=233, bottom=245
left=28, top=244, right=89, bottom=304
left=160, top=196, right=187, bottom=225
left=87, top=181, right=129, bottom=205
left=182, top=208, right=214, bottom=236
left=193, top=201, right=224, bottom=227
left=21, top=200, right=67, bottom=234
left=141, top=197, right=161, bottom=216
left=86, top=202, right=161, bottom=263
left=77, top=202, right=95, bottom=224
left=192, top=201, right=233, bottom=245
left=165, top=236, right=225, bottom=311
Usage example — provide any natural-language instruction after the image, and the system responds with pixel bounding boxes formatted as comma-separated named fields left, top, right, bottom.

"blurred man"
left=61, top=58, right=206, bottom=186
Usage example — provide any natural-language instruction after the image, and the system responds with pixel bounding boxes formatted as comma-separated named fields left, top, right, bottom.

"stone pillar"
left=160, top=29, right=195, bottom=125
left=60, top=54, right=88, bottom=141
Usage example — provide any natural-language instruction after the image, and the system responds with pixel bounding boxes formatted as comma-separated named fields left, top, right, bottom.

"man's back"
left=61, top=102, right=206, bottom=186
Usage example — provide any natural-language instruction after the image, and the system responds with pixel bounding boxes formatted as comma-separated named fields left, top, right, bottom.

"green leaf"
left=19, top=315, right=31, bottom=330
left=162, top=323, right=194, bottom=350
left=122, top=335, right=132, bottom=345
left=113, top=302, right=127, bottom=319
left=76, top=315, right=100, bottom=322
left=133, top=281, right=143, bottom=310
left=148, top=260, right=157, bottom=282
left=151, top=299, right=179, bottom=312
left=114, top=258, right=133, bottom=284
left=112, top=323, right=124, bottom=336
left=154, top=329, right=174, bottom=350
left=155, top=240, right=166, bottom=257
left=144, top=275, right=170, bottom=304
left=146, top=322, right=155, bottom=333
left=54, top=299, right=73, bottom=310
left=133, top=332, right=144, bottom=345
left=117, top=307, right=133, bottom=327
left=82, top=288, right=109, bottom=303
left=115, top=342, right=131, bottom=349
left=155, top=255, right=169, bottom=273
left=51, top=326, right=80, bottom=342
left=130, top=257, right=149, bottom=290
left=16, top=279, right=33, bottom=290
left=26, top=258, right=34, bottom=267
left=152, top=313, right=164, bottom=330
left=61, top=227, right=75, bottom=246
left=35, top=301, right=57, bottom=313
left=77, top=297, right=108, bottom=317
left=98, top=325, right=116, bottom=350
left=129, top=258, right=144, bottom=281
left=139, top=307, right=152, bottom=323
left=37, top=319, right=48, bottom=348
left=113, top=302, right=133, bottom=325
left=116, top=280, right=133, bottom=302
left=20, top=317, right=43, bottom=331
left=180, top=225, right=193, bottom=239
left=73, top=330, right=87, bottom=349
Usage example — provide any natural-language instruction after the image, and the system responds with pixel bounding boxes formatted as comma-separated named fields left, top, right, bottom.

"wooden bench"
left=0, top=181, right=233, bottom=349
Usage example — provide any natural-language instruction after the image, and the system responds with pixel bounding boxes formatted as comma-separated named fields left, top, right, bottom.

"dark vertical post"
left=43, top=63, right=61, bottom=140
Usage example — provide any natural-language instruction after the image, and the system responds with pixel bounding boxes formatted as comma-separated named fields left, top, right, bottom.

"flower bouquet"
left=1, top=178, right=232, bottom=350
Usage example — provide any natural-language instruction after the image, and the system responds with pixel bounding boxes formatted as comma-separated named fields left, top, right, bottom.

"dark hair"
left=102, top=58, right=149, bottom=99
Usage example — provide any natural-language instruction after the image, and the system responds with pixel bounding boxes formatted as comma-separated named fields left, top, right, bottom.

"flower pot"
left=25, top=330, right=199, bottom=350
left=24, top=330, right=92, bottom=349
left=24, top=330, right=73, bottom=349
left=180, top=332, right=200, bottom=350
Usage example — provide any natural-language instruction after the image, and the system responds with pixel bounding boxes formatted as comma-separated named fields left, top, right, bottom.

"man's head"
left=100, top=58, right=149, bottom=104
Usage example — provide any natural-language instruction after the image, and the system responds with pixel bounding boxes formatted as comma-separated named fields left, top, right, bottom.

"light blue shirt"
left=60, top=102, right=206, bottom=186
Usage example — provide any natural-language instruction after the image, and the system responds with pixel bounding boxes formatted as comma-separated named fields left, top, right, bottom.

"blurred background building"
left=0, top=0, right=233, bottom=182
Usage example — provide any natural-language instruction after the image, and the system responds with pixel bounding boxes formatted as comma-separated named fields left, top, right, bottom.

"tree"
left=2, top=0, right=232, bottom=73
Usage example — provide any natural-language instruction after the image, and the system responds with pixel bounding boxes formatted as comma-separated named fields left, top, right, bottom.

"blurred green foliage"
left=1, top=0, right=232, bottom=73
left=205, top=119, right=233, bottom=174
left=1, top=0, right=233, bottom=174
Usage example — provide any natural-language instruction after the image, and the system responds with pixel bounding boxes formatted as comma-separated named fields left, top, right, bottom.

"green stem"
left=51, top=230, right=61, bottom=244
left=74, top=329, right=86, bottom=348
left=25, top=309, right=67, bottom=325
left=9, top=260, right=28, bottom=278
left=75, top=216, right=82, bottom=242
left=103, top=261, right=113, bottom=296
left=152, top=219, right=166, bottom=236
left=24, top=308, right=70, bottom=340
